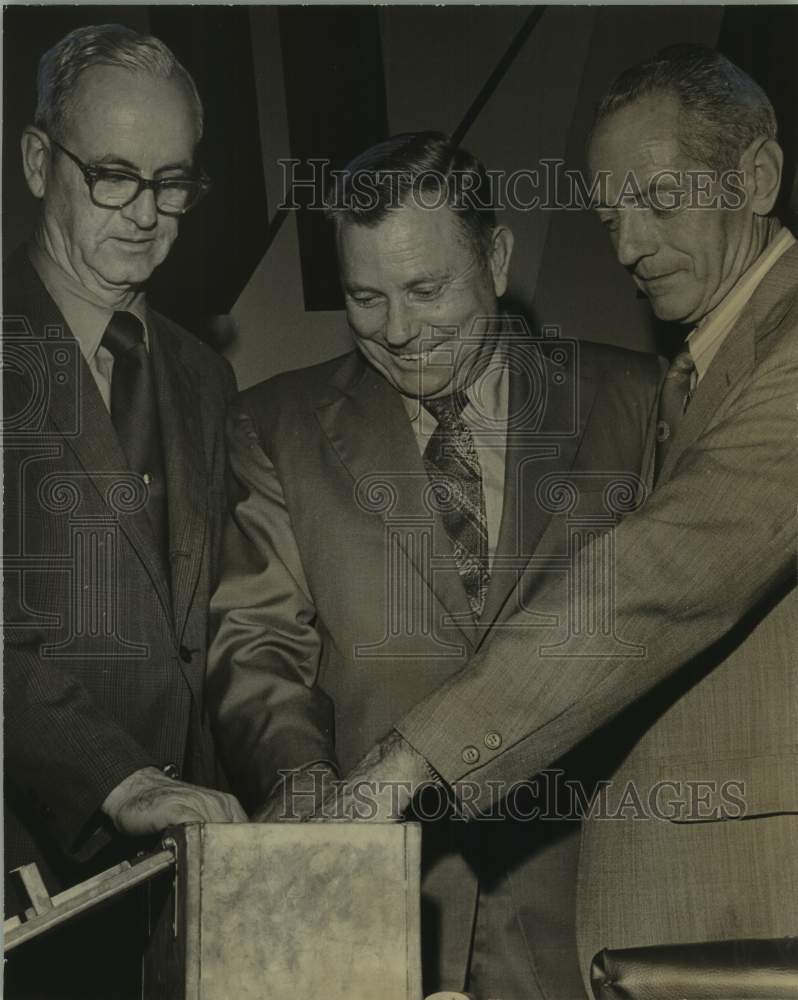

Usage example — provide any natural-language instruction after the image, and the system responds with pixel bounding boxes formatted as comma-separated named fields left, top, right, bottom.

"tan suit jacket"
left=397, top=244, right=798, bottom=993
left=208, top=331, right=661, bottom=995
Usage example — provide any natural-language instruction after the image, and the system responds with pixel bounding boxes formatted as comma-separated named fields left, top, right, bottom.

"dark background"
left=4, top=6, right=797, bottom=387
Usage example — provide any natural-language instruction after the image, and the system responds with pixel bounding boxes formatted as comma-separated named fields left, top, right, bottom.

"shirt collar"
left=687, top=226, right=795, bottom=381
left=28, top=241, right=149, bottom=364
left=401, top=338, right=508, bottom=431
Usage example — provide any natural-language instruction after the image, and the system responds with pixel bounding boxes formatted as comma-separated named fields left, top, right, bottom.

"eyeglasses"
left=49, top=137, right=210, bottom=216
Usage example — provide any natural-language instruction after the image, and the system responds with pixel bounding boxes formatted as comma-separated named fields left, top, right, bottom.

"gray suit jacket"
left=208, top=330, right=661, bottom=994
left=397, top=243, right=798, bottom=992
left=3, top=248, right=236, bottom=915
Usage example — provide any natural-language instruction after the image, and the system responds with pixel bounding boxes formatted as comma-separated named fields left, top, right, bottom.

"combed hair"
left=35, top=23, right=204, bottom=141
left=593, top=44, right=777, bottom=172
left=324, top=131, right=498, bottom=262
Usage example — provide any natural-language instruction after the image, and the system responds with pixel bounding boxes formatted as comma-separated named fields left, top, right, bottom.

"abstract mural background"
left=4, top=6, right=797, bottom=388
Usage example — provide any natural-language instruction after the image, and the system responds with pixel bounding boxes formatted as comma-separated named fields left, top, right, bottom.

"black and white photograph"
left=2, top=5, right=797, bottom=999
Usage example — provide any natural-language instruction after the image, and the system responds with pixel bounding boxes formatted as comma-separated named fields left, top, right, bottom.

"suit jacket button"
left=179, top=645, right=193, bottom=663
left=162, top=763, right=181, bottom=780
left=484, top=732, right=502, bottom=750
left=462, top=746, right=480, bottom=765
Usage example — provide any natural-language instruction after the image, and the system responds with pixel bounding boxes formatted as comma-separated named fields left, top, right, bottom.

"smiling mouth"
left=639, top=270, right=680, bottom=284
left=396, top=350, right=434, bottom=362
left=393, top=340, right=456, bottom=363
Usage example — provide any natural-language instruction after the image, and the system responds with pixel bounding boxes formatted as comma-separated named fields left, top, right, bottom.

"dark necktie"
left=423, top=392, right=490, bottom=619
left=655, top=349, right=696, bottom=482
left=101, top=311, right=168, bottom=559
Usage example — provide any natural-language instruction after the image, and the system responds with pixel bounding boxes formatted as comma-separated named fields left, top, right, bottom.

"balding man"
left=332, top=46, right=798, bottom=994
left=4, top=24, right=245, bottom=998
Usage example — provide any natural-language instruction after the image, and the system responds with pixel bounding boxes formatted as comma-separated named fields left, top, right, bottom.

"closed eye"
left=410, top=284, right=443, bottom=301
left=597, top=212, right=619, bottom=233
left=95, top=167, right=195, bottom=187
left=347, top=291, right=383, bottom=308
left=94, top=167, right=139, bottom=185
left=651, top=198, right=687, bottom=220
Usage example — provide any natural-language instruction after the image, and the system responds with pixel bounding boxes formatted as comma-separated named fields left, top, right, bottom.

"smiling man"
left=208, top=131, right=661, bottom=997
left=322, top=49, right=797, bottom=996
left=4, top=24, right=245, bottom=998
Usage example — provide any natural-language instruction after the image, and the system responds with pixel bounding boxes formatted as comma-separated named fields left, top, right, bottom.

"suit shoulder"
left=754, top=264, right=798, bottom=364
left=577, top=339, right=665, bottom=386
left=239, top=350, right=358, bottom=411
left=150, top=309, right=235, bottom=392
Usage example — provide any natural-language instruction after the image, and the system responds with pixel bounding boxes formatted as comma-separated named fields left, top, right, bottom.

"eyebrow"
left=92, top=154, right=195, bottom=175
left=404, top=270, right=449, bottom=289
left=344, top=269, right=450, bottom=295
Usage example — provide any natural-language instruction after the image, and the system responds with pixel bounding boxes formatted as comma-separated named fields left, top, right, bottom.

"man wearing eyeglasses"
left=3, top=23, right=246, bottom=998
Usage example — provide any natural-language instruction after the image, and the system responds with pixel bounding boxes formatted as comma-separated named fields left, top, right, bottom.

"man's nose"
left=384, top=300, right=415, bottom=347
left=122, top=187, right=159, bottom=229
left=615, top=208, right=657, bottom=268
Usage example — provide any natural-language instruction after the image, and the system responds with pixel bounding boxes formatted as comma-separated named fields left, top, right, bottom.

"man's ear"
left=741, top=136, right=783, bottom=217
left=488, top=225, right=514, bottom=298
left=21, top=126, right=51, bottom=200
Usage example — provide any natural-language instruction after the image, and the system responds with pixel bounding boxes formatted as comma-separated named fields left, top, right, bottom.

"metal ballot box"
left=143, top=823, right=423, bottom=1000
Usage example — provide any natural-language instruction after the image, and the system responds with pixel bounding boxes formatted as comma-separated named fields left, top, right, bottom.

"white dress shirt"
left=29, top=241, right=150, bottom=412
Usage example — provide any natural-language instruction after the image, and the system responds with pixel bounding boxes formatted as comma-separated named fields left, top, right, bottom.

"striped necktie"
left=655, top=348, right=696, bottom=483
left=423, top=391, right=490, bottom=618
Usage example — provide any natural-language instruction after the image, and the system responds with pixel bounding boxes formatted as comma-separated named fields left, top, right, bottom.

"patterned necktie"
left=423, top=391, right=490, bottom=618
left=655, top=348, right=696, bottom=482
left=101, top=311, right=168, bottom=558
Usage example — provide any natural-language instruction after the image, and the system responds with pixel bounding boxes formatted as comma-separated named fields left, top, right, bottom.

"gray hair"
left=34, top=23, right=204, bottom=141
left=592, top=44, right=778, bottom=173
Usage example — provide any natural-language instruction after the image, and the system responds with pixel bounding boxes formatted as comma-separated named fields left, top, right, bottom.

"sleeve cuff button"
left=462, top=746, right=480, bottom=765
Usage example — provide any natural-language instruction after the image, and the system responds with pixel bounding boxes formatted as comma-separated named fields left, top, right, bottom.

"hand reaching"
left=251, top=762, right=339, bottom=822
left=102, top=767, right=248, bottom=836
left=311, top=730, right=432, bottom=822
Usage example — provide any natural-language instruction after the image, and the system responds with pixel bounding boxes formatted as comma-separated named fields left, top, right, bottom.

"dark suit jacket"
left=208, top=329, right=661, bottom=994
left=397, top=244, right=798, bottom=993
left=2, top=248, right=237, bottom=916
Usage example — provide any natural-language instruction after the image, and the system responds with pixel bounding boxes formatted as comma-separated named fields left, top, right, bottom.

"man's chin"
left=647, top=294, right=700, bottom=325
left=391, top=371, right=456, bottom=400
left=91, top=253, right=163, bottom=290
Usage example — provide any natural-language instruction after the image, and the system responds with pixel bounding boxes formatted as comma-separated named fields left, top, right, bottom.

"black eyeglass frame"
left=48, top=137, right=211, bottom=216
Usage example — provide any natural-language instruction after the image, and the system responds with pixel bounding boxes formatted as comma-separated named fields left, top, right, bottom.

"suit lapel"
left=149, top=315, right=208, bottom=643
left=6, top=251, right=174, bottom=621
left=480, top=337, right=599, bottom=634
left=657, top=316, right=754, bottom=486
left=654, top=244, right=798, bottom=485
left=313, top=354, right=478, bottom=649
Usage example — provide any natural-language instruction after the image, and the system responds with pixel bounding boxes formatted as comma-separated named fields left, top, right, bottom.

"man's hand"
left=251, top=762, right=339, bottom=823
left=312, top=731, right=433, bottom=822
left=102, top=767, right=248, bottom=836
